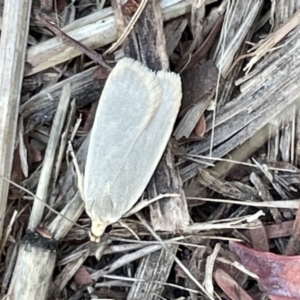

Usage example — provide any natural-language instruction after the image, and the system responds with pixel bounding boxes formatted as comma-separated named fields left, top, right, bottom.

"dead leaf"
left=269, top=296, right=300, bottom=300
left=249, top=220, right=269, bottom=252
left=194, top=114, right=206, bottom=137
left=214, top=268, right=254, bottom=300
left=29, top=146, right=43, bottom=163
left=92, top=66, right=111, bottom=80
left=35, top=227, right=52, bottom=239
left=74, top=266, right=93, bottom=285
left=216, top=248, right=248, bottom=286
left=229, top=241, right=300, bottom=300
left=56, top=0, right=66, bottom=12
left=122, top=0, right=140, bottom=16
left=9, top=148, right=24, bottom=200
left=180, top=60, right=218, bottom=115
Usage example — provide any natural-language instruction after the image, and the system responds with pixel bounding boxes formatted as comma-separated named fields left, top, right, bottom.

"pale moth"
left=83, top=58, right=182, bottom=242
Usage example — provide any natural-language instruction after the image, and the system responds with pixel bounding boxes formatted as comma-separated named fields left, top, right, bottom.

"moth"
left=83, top=58, right=182, bottom=241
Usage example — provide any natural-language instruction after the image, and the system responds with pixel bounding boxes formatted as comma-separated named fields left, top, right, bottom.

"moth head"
left=89, top=219, right=107, bottom=243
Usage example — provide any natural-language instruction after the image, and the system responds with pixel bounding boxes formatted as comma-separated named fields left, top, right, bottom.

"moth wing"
left=107, top=70, right=182, bottom=223
left=84, top=58, right=162, bottom=234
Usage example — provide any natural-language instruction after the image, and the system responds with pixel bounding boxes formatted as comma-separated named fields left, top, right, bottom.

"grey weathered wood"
left=211, top=124, right=273, bottom=180
left=45, top=135, right=91, bottom=240
left=213, top=0, right=263, bottom=76
left=271, top=0, right=300, bottom=30
left=21, top=66, right=106, bottom=124
left=180, top=23, right=300, bottom=181
left=0, top=0, right=32, bottom=239
left=7, top=243, right=56, bottom=299
left=8, top=132, right=90, bottom=300
left=250, top=172, right=282, bottom=223
left=126, top=245, right=178, bottom=300
left=264, top=1, right=300, bottom=166
left=213, top=0, right=263, bottom=109
left=198, top=169, right=259, bottom=201
left=147, top=147, right=189, bottom=231
left=130, top=0, right=189, bottom=233
left=25, top=0, right=192, bottom=76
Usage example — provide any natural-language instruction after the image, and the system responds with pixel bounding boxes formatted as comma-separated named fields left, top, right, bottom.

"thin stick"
left=178, top=153, right=298, bottom=173
left=0, top=0, right=32, bottom=239
left=28, top=84, right=71, bottom=230
left=4, top=178, right=84, bottom=229
left=186, top=197, right=300, bottom=209
left=35, top=12, right=112, bottom=70
left=123, top=193, right=179, bottom=217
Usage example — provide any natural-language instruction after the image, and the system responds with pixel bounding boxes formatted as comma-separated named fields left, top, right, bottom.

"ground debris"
left=2, top=0, right=300, bottom=299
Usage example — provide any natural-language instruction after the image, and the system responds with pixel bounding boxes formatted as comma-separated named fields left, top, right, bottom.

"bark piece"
left=113, top=0, right=190, bottom=232
left=242, top=221, right=295, bottom=244
left=249, top=220, right=269, bottom=252
left=180, top=60, right=218, bottom=114
left=164, top=17, right=188, bottom=57
left=147, top=147, right=189, bottom=231
left=198, top=169, right=259, bottom=201
left=7, top=240, right=56, bottom=299
left=21, top=66, right=106, bottom=124
left=126, top=245, right=178, bottom=300
left=250, top=172, right=282, bottom=223
left=284, top=203, right=300, bottom=255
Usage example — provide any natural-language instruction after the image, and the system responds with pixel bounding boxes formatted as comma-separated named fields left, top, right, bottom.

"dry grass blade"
left=187, top=197, right=300, bottom=209
left=123, top=193, right=180, bottom=217
left=203, top=243, right=220, bottom=297
left=244, top=9, right=300, bottom=73
left=185, top=211, right=265, bottom=233
left=92, top=244, right=163, bottom=279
